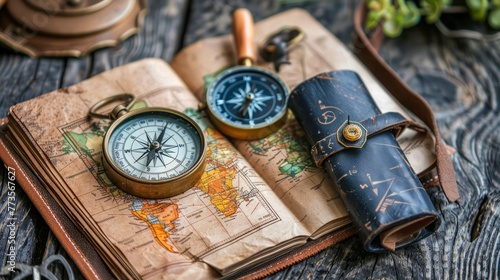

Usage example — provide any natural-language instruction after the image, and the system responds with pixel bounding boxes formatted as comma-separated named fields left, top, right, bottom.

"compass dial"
left=107, top=110, right=203, bottom=180
left=207, top=67, right=288, bottom=127
left=102, top=107, right=206, bottom=198
left=206, top=66, right=289, bottom=139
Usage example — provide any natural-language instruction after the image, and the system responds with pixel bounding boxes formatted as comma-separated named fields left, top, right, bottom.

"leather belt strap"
left=311, top=112, right=426, bottom=166
left=353, top=0, right=459, bottom=202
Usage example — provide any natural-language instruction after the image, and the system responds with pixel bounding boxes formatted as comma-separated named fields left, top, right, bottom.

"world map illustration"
left=59, top=104, right=276, bottom=255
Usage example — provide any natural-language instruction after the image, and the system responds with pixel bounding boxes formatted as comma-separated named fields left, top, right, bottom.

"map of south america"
left=130, top=200, right=180, bottom=252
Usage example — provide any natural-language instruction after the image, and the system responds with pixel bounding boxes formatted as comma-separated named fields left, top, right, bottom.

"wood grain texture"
left=0, top=0, right=499, bottom=279
left=233, top=8, right=256, bottom=63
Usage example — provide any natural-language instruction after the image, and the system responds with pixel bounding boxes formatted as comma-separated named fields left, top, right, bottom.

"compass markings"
left=108, top=112, right=201, bottom=180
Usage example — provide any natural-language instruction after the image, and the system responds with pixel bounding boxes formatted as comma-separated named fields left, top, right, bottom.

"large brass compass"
left=89, top=94, right=207, bottom=199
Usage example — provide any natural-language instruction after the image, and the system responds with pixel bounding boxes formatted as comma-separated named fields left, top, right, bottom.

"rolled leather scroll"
left=289, top=71, right=440, bottom=252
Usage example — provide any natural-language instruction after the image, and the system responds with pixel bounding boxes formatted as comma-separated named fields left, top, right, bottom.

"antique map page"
left=171, top=9, right=435, bottom=238
left=8, top=59, right=311, bottom=279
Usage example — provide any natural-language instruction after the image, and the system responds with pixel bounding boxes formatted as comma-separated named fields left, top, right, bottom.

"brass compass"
left=89, top=94, right=206, bottom=199
left=202, top=9, right=290, bottom=140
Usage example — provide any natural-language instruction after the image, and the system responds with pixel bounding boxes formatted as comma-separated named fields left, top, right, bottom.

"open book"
left=1, top=9, right=435, bottom=279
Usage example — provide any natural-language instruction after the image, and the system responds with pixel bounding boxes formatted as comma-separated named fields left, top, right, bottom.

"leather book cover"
left=0, top=120, right=114, bottom=280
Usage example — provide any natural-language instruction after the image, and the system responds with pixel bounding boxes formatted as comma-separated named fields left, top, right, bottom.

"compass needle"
left=161, top=134, right=173, bottom=146
left=91, top=94, right=206, bottom=198
left=253, top=103, right=264, bottom=111
left=135, top=138, right=149, bottom=147
left=226, top=97, right=244, bottom=104
left=157, top=124, right=168, bottom=144
left=157, top=153, right=166, bottom=168
left=248, top=105, right=254, bottom=120
left=146, top=149, right=155, bottom=166
left=145, top=130, right=153, bottom=145
left=160, top=151, right=175, bottom=159
left=134, top=150, right=149, bottom=163
left=245, top=81, right=251, bottom=93
left=256, top=95, right=273, bottom=102
left=162, top=144, right=177, bottom=149
left=241, top=102, right=250, bottom=116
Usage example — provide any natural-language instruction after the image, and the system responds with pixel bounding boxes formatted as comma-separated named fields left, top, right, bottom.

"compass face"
left=206, top=67, right=289, bottom=129
left=106, top=109, right=204, bottom=182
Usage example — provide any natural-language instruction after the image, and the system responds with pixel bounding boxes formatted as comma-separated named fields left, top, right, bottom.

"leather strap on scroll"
left=311, top=112, right=427, bottom=167
left=353, top=0, right=459, bottom=202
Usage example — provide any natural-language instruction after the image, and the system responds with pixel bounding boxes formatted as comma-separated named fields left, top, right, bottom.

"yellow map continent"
left=195, top=127, right=239, bottom=217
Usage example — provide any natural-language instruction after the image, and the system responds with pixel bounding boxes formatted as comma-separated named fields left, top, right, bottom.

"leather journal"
left=0, top=5, right=458, bottom=279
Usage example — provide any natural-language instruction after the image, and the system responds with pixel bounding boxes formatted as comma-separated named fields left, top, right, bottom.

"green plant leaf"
left=488, top=8, right=500, bottom=28
left=421, top=0, right=442, bottom=23
left=366, top=10, right=383, bottom=30
left=401, top=2, right=421, bottom=27
left=466, top=0, right=483, bottom=10
left=383, top=18, right=403, bottom=37
left=466, top=0, right=488, bottom=21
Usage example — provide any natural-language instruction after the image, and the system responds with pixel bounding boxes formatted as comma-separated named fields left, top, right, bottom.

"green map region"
left=248, top=115, right=314, bottom=177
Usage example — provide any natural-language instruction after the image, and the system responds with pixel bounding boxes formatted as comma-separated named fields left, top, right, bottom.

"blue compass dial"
left=207, top=67, right=289, bottom=129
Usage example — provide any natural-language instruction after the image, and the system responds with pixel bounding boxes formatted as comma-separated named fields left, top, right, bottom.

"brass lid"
left=0, top=0, right=147, bottom=57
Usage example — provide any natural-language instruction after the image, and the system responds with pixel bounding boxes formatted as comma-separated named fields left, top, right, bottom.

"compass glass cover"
left=207, top=67, right=288, bottom=128
left=107, top=111, right=203, bottom=181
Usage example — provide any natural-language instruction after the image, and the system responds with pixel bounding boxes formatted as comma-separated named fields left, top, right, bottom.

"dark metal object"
left=0, top=0, right=147, bottom=57
left=259, top=27, right=304, bottom=72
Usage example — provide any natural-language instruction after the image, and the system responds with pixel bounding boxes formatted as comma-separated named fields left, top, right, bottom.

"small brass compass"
left=202, top=9, right=290, bottom=140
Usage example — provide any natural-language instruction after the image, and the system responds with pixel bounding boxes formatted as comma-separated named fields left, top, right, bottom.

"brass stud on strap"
left=343, top=124, right=362, bottom=142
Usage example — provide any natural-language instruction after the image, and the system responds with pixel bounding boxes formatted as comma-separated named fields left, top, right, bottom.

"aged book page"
left=171, top=9, right=435, bottom=237
left=7, top=59, right=313, bottom=279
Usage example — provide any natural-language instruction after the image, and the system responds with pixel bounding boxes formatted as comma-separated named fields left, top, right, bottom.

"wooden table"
left=1, top=1, right=499, bottom=279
